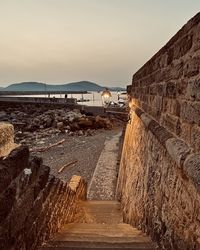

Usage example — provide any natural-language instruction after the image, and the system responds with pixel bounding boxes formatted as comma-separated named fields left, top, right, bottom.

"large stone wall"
left=117, top=13, right=200, bottom=249
left=0, top=146, right=87, bottom=250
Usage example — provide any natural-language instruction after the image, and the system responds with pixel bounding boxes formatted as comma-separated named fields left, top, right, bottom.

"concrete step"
left=39, top=201, right=157, bottom=249
left=40, top=223, right=156, bottom=249
left=79, top=200, right=123, bottom=224
left=40, top=242, right=156, bottom=249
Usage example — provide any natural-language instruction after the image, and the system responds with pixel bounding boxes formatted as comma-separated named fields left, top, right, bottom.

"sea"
left=13, top=91, right=126, bottom=107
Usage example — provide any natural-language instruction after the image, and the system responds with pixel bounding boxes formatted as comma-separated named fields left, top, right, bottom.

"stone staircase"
left=40, top=201, right=156, bottom=249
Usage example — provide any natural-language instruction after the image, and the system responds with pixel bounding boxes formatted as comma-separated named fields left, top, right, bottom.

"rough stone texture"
left=165, top=138, right=191, bottom=167
left=183, top=154, right=200, bottom=190
left=0, top=146, right=87, bottom=250
left=117, top=116, right=200, bottom=250
left=129, top=13, right=200, bottom=151
left=117, top=13, right=200, bottom=250
left=0, top=123, right=17, bottom=157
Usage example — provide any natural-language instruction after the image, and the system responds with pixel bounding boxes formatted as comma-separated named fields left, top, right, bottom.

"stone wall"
left=0, top=123, right=17, bottom=157
left=0, top=146, right=87, bottom=250
left=117, top=13, right=200, bottom=249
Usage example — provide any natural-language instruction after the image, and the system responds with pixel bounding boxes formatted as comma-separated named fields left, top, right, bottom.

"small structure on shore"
left=101, top=88, right=112, bottom=106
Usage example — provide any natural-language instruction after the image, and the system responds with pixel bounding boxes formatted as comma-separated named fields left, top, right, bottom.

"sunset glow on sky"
left=0, top=0, right=200, bottom=87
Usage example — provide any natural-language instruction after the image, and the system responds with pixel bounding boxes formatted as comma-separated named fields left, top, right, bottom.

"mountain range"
left=0, top=81, right=125, bottom=92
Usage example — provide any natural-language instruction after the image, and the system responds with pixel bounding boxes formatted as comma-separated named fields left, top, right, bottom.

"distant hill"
left=3, top=82, right=47, bottom=91
left=109, top=86, right=126, bottom=92
left=1, top=81, right=125, bottom=92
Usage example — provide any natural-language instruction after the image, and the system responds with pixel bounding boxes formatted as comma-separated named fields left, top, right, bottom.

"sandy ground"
left=33, top=127, right=123, bottom=185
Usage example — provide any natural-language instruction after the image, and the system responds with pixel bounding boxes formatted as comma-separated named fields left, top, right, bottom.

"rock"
left=78, top=119, right=93, bottom=129
left=78, top=130, right=84, bottom=136
left=0, top=111, right=7, bottom=120
left=93, top=116, right=112, bottom=129
left=43, top=117, right=52, bottom=128
left=70, top=123, right=80, bottom=131
left=57, top=122, right=64, bottom=130
left=85, top=129, right=93, bottom=136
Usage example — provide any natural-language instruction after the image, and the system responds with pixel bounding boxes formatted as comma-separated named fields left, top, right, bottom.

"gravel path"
left=34, top=128, right=122, bottom=184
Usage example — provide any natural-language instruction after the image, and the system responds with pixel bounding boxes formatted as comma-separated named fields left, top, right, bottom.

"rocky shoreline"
left=0, top=104, right=124, bottom=183
left=0, top=104, right=122, bottom=149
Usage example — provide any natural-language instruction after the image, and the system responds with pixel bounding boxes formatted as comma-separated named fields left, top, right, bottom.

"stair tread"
left=62, top=223, right=142, bottom=231
left=39, top=201, right=156, bottom=249
left=81, top=200, right=120, bottom=205
left=51, top=235, right=152, bottom=242
left=51, top=223, right=152, bottom=242
left=42, top=239, right=156, bottom=249
left=79, top=201, right=123, bottom=224
left=80, top=201, right=121, bottom=211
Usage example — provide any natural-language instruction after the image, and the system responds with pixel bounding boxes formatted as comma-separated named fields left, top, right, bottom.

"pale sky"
left=0, top=0, right=200, bottom=87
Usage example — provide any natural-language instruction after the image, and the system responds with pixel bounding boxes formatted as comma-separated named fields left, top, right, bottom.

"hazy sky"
left=0, top=1, right=200, bottom=87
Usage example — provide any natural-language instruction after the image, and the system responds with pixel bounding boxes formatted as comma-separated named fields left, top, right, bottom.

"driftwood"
left=31, top=139, right=65, bottom=152
left=58, top=160, right=78, bottom=173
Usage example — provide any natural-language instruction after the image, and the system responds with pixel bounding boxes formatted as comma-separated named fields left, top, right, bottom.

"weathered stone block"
left=180, top=101, right=200, bottom=125
left=1, top=145, right=29, bottom=179
left=191, top=125, right=200, bottom=152
left=29, top=156, right=43, bottom=184
left=165, top=138, right=191, bottom=167
left=165, top=82, right=177, bottom=98
left=0, top=165, right=12, bottom=194
left=180, top=122, right=192, bottom=145
left=135, top=108, right=144, bottom=118
left=10, top=187, right=36, bottom=237
left=171, top=61, right=184, bottom=79
left=193, top=22, right=200, bottom=51
left=0, top=182, right=16, bottom=222
left=186, top=77, right=200, bottom=101
left=34, top=165, right=50, bottom=199
left=152, top=96, right=163, bottom=111
left=184, top=56, right=200, bottom=77
left=140, top=113, right=152, bottom=127
left=42, top=175, right=56, bottom=202
left=167, top=48, right=174, bottom=65
left=25, top=192, right=43, bottom=232
left=148, top=120, right=173, bottom=144
left=162, top=98, right=181, bottom=117
left=183, top=154, right=200, bottom=190
left=174, top=34, right=193, bottom=59
left=0, top=219, right=12, bottom=250
left=157, top=83, right=166, bottom=96
left=160, top=113, right=181, bottom=135
left=177, top=79, right=188, bottom=97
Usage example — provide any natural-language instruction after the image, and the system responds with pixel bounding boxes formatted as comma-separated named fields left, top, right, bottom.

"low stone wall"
left=0, top=123, right=17, bottom=157
left=117, top=13, right=200, bottom=250
left=0, top=146, right=87, bottom=250
left=0, top=96, right=77, bottom=105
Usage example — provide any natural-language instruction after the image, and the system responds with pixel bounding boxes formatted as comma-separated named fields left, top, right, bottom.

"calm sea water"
left=14, top=91, right=125, bottom=107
